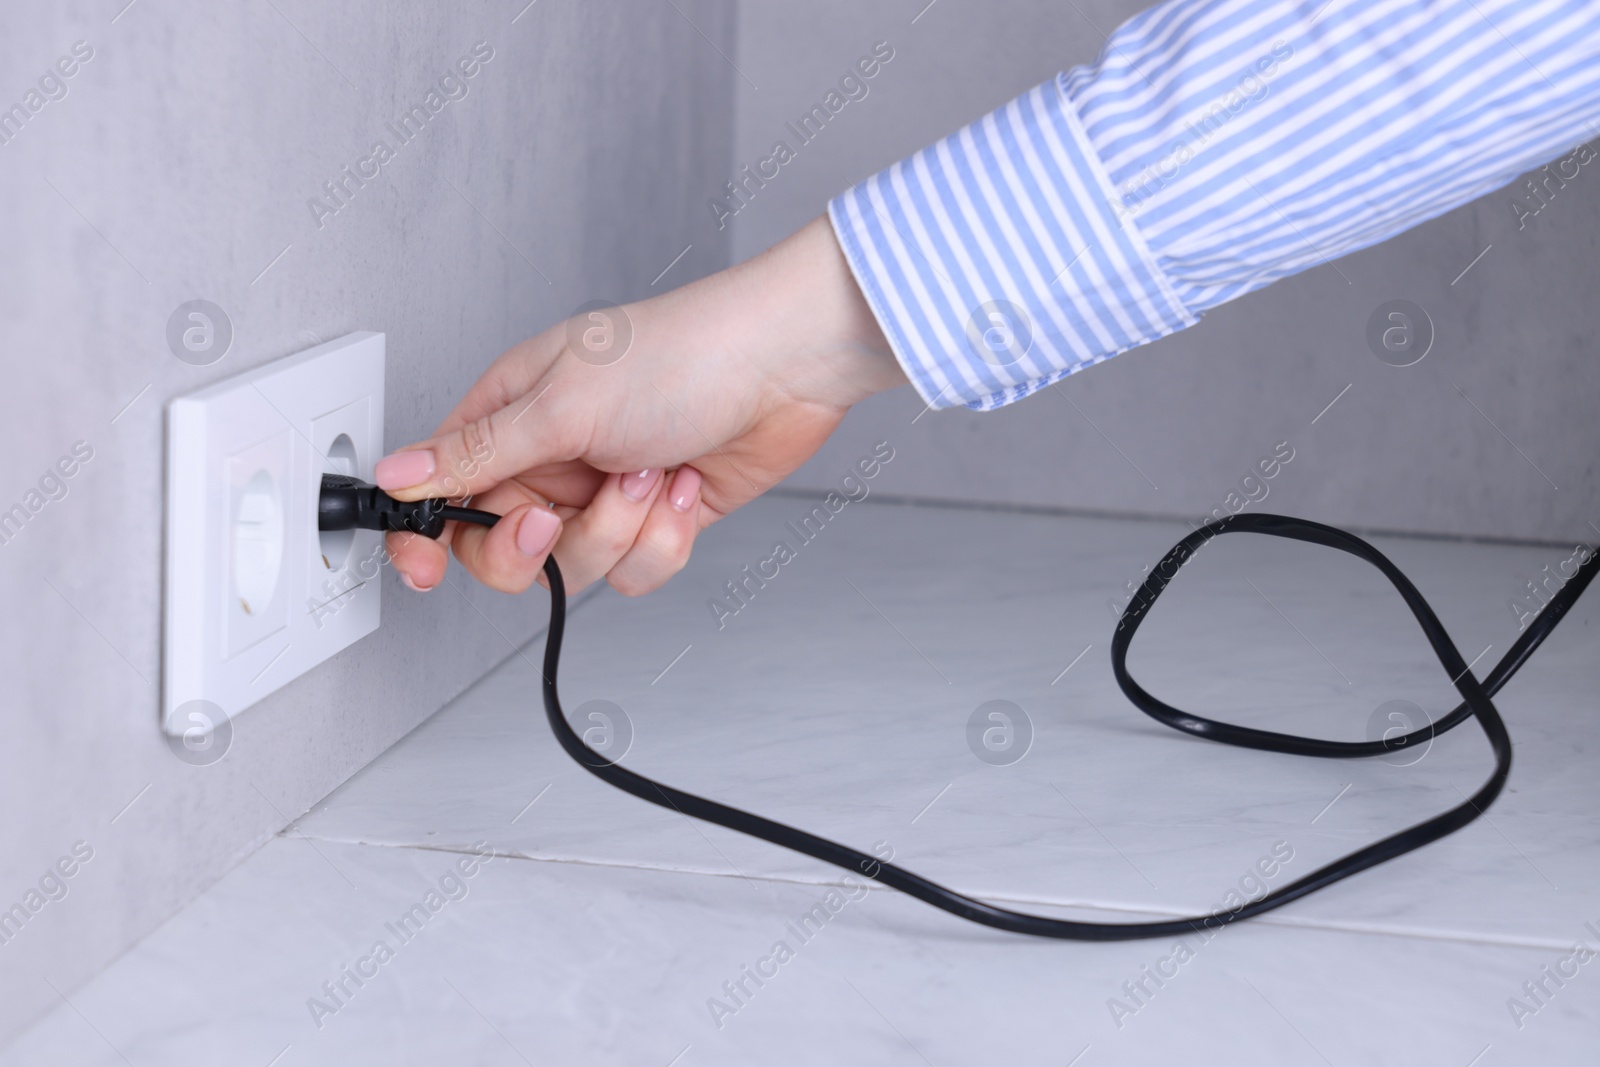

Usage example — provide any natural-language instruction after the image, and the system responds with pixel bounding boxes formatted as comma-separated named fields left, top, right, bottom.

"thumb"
left=375, top=385, right=583, bottom=501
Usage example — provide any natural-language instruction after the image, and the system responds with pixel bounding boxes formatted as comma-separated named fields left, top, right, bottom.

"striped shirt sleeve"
left=829, top=0, right=1600, bottom=412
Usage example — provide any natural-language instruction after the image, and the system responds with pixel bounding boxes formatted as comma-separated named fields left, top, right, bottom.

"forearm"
left=831, top=0, right=1600, bottom=411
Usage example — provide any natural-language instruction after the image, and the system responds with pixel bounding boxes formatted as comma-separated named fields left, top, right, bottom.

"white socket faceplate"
left=163, top=332, right=386, bottom=734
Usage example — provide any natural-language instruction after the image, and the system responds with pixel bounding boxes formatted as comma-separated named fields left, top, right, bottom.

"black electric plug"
left=317, top=474, right=450, bottom=539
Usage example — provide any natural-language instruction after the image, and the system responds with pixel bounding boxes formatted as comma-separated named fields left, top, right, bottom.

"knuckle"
left=486, top=376, right=514, bottom=415
left=475, top=553, right=528, bottom=595
left=607, top=570, right=651, bottom=598
left=642, top=522, right=693, bottom=567
left=495, top=568, right=538, bottom=595
left=588, top=521, right=634, bottom=562
left=449, top=416, right=497, bottom=490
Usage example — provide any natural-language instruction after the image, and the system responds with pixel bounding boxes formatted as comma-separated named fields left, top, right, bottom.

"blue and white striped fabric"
left=829, top=0, right=1600, bottom=411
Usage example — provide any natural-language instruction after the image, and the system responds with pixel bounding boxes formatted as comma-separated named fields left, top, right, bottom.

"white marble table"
left=6, top=494, right=1597, bottom=1065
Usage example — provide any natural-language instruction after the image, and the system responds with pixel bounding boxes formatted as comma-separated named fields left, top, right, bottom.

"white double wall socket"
left=163, top=332, right=386, bottom=735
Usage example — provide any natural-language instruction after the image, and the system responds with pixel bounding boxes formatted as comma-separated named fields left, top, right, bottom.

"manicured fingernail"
left=375, top=449, right=436, bottom=490
left=669, top=466, right=702, bottom=512
left=401, top=572, right=434, bottom=593
left=515, top=505, right=561, bottom=557
left=619, top=469, right=661, bottom=502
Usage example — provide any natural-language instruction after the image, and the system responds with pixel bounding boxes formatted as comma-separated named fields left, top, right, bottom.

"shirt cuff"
left=828, top=76, right=1198, bottom=412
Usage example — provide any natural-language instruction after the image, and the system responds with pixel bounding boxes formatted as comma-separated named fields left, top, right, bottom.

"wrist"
left=739, top=215, right=906, bottom=408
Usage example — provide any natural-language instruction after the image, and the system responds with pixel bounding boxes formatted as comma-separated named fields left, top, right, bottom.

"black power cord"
left=322, top=476, right=1597, bottom=941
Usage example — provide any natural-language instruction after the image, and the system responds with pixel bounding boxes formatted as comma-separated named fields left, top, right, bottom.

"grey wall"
left=0, top=0, right=733, bottom=1044
left=736, top=0, right=1600, bottom=544
left=3, top=0, right=1594, bottom=1046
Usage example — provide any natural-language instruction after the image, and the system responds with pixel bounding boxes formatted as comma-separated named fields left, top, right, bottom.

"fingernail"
left=669, top=466, right=702, bottom=512
left=401, top=572, right=434, bottom=593
left=619, top=469, right=660, bottom=502
left=375, top=449, right=436, bottom=490
left=516, top=505, right=561, bottom=557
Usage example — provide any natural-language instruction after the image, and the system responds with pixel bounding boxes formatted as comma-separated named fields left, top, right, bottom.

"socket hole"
left=234, top=469, right=283, bottom=616
left=319, top=433, right=358, bottom=573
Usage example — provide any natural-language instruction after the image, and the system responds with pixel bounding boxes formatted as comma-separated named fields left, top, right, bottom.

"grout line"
left=279, top=833, right=1591, bottom=955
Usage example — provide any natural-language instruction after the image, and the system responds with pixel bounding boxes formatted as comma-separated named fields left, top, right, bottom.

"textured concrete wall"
left=735, top=0, right=1600, bottom=544
left=0, top=0, right=733, bottom=1043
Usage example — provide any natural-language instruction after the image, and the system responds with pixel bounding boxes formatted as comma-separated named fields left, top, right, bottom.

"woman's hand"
left=376, top=216, right=905, bottom=597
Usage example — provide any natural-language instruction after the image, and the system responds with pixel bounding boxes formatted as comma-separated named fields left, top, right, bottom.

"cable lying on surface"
left=324, top=479, right=1597, bottom=940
